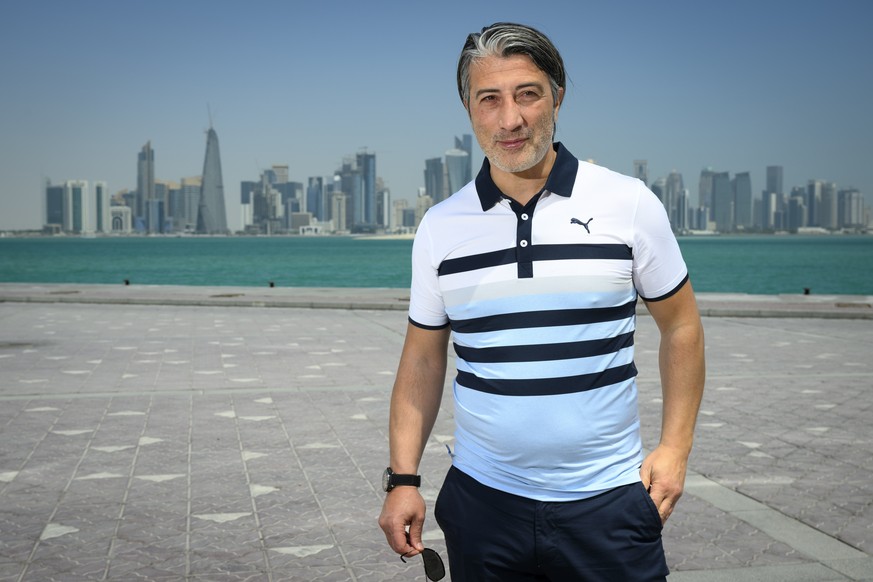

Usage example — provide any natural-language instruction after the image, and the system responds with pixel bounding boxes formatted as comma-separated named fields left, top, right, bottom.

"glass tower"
left=196, top=127, right=228, bottom=234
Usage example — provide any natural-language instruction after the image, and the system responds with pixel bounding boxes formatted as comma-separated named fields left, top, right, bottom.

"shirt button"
left=520, top=213, right=529, bottom=221
left=519, top=240, right=528, bottom=247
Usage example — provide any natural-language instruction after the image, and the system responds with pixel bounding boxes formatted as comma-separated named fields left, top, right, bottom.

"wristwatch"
left=382, top=467, right=421, bottom=492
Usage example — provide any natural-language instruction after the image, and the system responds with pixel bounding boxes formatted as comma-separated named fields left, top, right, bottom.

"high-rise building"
left=665, top=170, right=684, bottom=228
left=633, top=160, right=648, bottom=187
left=331, top=193, right=348, bottom=232
left=698, top=168, right=716, bottom=215
left=788, top=194, right=807, bottom=232
left=650, top=177, right=666, bottom=203
left=712, top=172, right=733, bottom=232
left=789, top=186, right=806, bottom=229
left=45, top=181, right=65, bottom=228
left=838, top=188, right=864, bottom=229
left=445, top=148, right=470, bottom=196
left=761, top=191, right=779, bottom=230
left=137, top=142, right=155, bottom=232
left=272, top=164, right=289, bottom=185
left=376, top=182, right=391, bottom=229
left=64, top=180, right=90, bottom=234
left=357, top=151, right=377, bottom=228
left=424, top=157, right=445, bottom=203
left=806, top=180, right=823, bottom=227
left=306, top=177, right=326, bottom=222
left=94, top=181, right=110, bottom=233
left=454, top=134, right=473, bottom=184
left=336, top=159, right=362, bottom=229
left=175, top=177, right=201, bottom=233
left=415, top=191, right=433, bottom=227
left=732, top=172, right=752, bottom=230
left=820, top=182, right=838, bottom=230
left=196, top=127, right=228, bottom=234
left=766, top=166, right=783, bottom=197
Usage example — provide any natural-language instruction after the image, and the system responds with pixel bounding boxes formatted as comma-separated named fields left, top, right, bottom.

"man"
left=379, top=22, right=705, bottom=581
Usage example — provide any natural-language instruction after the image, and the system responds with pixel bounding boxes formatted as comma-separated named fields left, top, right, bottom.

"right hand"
left=378, top=486, right=426, bottom=557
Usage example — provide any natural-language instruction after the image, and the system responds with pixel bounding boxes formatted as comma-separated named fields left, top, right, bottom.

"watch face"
left=382, top=468, right=392, bottom=492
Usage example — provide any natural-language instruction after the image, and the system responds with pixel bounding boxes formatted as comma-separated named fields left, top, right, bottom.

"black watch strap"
left=383, top=467, right=421, bottom=492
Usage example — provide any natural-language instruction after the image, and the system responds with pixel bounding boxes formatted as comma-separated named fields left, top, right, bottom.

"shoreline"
left=1, top=282, right=870, bottom=319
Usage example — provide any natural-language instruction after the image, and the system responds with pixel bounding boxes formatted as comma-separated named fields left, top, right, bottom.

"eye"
left=478, top=94, right=499, bottom=108
left=517, top=90, right=541, bottom=104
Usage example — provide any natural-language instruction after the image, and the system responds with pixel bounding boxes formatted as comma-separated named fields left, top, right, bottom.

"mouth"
left=496, top=137, right=527, bottom=150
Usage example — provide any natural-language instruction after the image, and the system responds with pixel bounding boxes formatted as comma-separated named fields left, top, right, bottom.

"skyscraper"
left=712, top=172, right=733, bottom=232
left=336, top=159, right=362, bottom=229
left=806, top=180, right=823, bottom=227
left=424, top=157, right=445, bottom=203
left=732, top=172, right=752, bottom=229
left=698, top=168, right=716, bottom=215
left=136, top=142, right=155, bottom=232
left=665, top=170, right=684, bottom=228
left=196, top=127, right=228, bottom=234
left=45, top=181, right=64, bottom=228
left=820, top=182, right=838, bottom=230
left=633, top=160, right=648, bottom=187
left=445, top=148, right=470, bottom=196
left=306, top=176, right=326, bottom=222
left=357, top=151, right=376, bottom=227
left=64, top=180, right=90, bottom=234
left=454, top=134, right=473, bottom=184
left=94, top=181, right=109, bottom=233
left=766, top=166, right=783, bottom=197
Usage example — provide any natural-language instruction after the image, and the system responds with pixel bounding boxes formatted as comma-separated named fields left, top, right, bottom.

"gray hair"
left=457, top=22, right=566, bottom=107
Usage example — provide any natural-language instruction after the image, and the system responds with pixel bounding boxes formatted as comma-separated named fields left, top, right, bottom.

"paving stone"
left=1, top=292, right=872, bottom=580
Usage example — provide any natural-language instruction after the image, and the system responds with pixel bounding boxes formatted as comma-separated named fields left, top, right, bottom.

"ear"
left=555, top=87, right=565, bottom=111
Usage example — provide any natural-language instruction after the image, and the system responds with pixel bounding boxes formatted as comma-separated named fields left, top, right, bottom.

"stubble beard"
left=481, top=117, right=556, bottom=175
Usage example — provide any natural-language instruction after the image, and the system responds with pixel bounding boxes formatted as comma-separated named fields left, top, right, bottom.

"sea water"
left=1, top=235, right=871, bottom=295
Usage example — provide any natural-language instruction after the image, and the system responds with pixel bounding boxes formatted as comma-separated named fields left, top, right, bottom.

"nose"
left=498, top=99, right=524, bottom=132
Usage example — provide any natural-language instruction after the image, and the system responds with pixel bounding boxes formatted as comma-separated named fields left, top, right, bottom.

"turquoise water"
left=1, top=235, right=871, bottom=295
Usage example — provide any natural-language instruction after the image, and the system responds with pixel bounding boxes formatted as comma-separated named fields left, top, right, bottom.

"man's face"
left=466, top=54, right=563, bottom=175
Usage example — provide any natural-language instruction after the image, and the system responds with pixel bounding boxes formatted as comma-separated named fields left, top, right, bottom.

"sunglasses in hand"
left=400, top=532, right=445, bottom=581
left=401, top=547, right=445, bottom=581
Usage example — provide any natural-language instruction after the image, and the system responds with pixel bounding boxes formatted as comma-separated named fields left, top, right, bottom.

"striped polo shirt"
left=409, top=143, right=689, bottom=501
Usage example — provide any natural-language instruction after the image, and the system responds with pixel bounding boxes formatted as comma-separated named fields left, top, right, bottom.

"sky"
left=1, top=0, right=871, bottom=231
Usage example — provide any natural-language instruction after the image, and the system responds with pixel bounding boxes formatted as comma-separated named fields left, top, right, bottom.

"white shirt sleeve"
left=408, top=213, right=450, bottom=328
left=631, top=181, right=689, bottom=301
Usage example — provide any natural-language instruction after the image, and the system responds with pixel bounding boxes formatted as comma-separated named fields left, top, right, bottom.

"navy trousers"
left=434, top=467, right=669, bottom=581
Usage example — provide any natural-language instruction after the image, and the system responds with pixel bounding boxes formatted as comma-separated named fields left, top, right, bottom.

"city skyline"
left=1, top=1, right=871, bottom=231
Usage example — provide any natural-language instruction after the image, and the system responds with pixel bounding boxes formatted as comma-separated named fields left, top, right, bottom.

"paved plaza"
left=0, top=284, right=872, bottom=581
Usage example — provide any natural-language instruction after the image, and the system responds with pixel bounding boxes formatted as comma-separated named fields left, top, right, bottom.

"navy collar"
left=475, top=142, right=578, bottom=212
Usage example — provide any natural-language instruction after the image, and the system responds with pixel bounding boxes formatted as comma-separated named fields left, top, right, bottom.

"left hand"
left=640, top=444, right=689, bottom=524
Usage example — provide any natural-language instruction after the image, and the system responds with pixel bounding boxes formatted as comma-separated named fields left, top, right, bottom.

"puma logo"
left=570, top=217, right=593, bottom=233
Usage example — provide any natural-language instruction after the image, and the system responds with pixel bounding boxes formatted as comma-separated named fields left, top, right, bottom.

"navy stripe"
left=454, top=331, right=634, bottom=363
left=456, top=362, right=638, bottom=396
left=532, top=243, right=632, bottom=262
left=408, top=317, right=450, bottom=331
left=438, top=248, right=516, bottom=276
left=438, top=243, right=631, bottom=277
left=451, top=300, right=637, bottom=334
left=641, top=273, right=689, bottom=302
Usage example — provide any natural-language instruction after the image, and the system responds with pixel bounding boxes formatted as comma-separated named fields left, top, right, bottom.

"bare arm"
left=378, top=322, right=451, bottom=556
left=640, top=281, right=705, bottom=523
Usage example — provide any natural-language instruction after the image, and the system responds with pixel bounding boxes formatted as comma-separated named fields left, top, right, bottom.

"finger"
left=408, top=517, right=425, bottom=552
left=639, top=464, right=652, bottom=490
left=657, top=499, right=675, bottom=523
left=382, top=521, right=411, bottom=554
